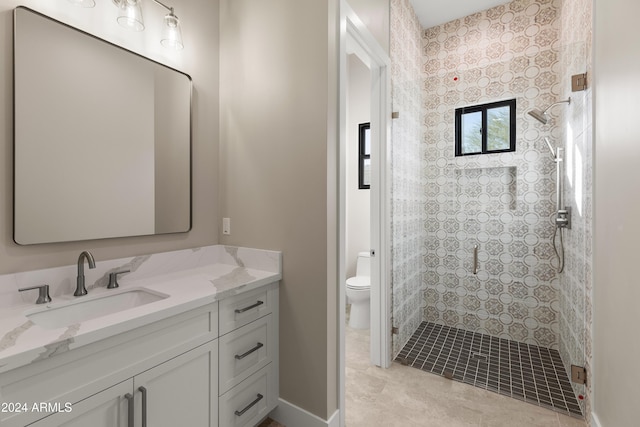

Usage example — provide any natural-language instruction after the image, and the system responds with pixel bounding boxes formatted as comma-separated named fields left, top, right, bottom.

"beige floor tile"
left=345, top=325, right=588, bottom=427
left=558, top=413, right=589, bottom=427
left=345, top=367, right=387, bottom=404
left=479, top=407, right=561, bottom=427
left=375, top=380, right=482, bottom=426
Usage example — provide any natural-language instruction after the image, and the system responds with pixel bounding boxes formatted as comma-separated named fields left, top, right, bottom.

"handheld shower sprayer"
left=541, top=136, right=569, bottom=274
left=543, top=137, right=556, bottom=158
left=526, top=99, right=573, bottom=274
left=527, top=97, right=571, bottom=125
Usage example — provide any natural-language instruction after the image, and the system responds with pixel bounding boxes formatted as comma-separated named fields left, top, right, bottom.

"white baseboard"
left=591, top=412, right=602, bottom=427
left=269, top=398, right=340, bottom=427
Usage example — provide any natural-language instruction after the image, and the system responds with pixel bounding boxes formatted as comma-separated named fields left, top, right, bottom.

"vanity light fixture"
left=109, top=0, right=184, bottom=49
left=115, top=0, right=144, bottom=31
left=155, top=1, right=183, bottom=50
left=68, top=0, right=96, bottom=7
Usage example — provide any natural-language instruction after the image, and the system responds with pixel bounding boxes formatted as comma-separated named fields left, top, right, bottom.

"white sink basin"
left=25, top=288, right=169, bottom=329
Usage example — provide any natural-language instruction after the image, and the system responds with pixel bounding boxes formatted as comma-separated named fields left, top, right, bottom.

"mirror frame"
left=13, top=6, right=193, bottom=245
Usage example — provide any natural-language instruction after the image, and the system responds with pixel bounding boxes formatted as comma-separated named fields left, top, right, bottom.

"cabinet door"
left=28, top=379, right=132, bottom=427
left=133, top=340, right=218, bottom=427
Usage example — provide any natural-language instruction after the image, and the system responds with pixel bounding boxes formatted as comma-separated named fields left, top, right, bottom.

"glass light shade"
left=160, top=12, right=183, bottom=50
left=117, top=0, right=145, bottom=32
left=68, top=0, right=96, bottom=7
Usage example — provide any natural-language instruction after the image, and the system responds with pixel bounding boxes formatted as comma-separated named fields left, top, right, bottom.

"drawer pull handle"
left=124, top=393, right=134, bottom=427
left=235, top=342, right=264, bottom=360
left=138, top=386, right=147, bottom=427
left=234, top=393, right=264, bottom=417
left=235, top=300, right=264, bottom=314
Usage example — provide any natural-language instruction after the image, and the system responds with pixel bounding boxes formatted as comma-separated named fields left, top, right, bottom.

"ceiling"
left=409, top=0, right=512, bottom=29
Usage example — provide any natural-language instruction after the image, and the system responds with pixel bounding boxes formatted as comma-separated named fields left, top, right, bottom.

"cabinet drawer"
left=219, top=364, right=276, bottom=427
left=219, top=284, right=275, bottom=335
left=219, top=315, right=272, bottom=394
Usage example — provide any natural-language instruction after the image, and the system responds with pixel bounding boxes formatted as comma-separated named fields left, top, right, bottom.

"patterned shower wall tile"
left=485, top=299, right=504, bottom=315
left=421, top=0, right=563, bottom=349
left=391, top=0, right=425, bottom=357
left=463, top=295, right=482, bottom=312
left=485, top=280, right=504, bottom=296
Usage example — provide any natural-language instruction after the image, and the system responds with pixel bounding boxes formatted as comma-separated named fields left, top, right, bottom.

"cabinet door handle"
left=234, top=393, right=264, bottom=417
left=124, top=393, right=134, bottom=427
left=138, top=386, right=147, bottom=427
left=235, top=300, right=264, bottom=314
left=235, top=342, right=264, bottom=360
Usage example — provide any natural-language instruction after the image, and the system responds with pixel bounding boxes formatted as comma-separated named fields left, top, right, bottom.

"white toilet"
left=346, top=252, right=371, bottom=329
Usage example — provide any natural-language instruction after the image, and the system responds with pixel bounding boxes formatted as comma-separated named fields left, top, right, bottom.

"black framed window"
left=455, top=99, right=516, bottom=156
left=358, top=122, right=370, bottom=189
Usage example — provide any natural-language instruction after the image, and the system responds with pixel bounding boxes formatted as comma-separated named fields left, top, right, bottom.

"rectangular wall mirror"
left=13, top=7, right=192, bottom=245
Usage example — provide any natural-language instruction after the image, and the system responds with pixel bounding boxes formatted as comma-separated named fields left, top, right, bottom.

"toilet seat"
left=346, top=276, right=370, bottom=289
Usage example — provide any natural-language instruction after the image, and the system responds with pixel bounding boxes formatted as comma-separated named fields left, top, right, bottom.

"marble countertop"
left=0, top=245, right=281, bottom=374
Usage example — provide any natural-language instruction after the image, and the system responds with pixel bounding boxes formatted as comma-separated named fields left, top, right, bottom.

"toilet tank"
left=356, top=252, right=371, bottom=277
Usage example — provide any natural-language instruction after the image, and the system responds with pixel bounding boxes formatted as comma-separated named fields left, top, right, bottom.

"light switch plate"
left=222, top=218, right=231, bottom=235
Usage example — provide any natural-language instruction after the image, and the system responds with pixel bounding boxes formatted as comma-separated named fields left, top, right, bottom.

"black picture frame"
left=358, top=123, right=371, bottom=189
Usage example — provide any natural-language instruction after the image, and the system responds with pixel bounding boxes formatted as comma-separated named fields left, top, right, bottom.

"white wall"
left=0, top=0, right=219, bottom=272
left=593, top=0, right=640, bottom=426
left=347, top=0, right=390, bottom=54
left=346, top=54, right=371, bottom=278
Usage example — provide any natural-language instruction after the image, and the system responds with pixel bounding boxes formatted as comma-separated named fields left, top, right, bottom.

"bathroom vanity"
left=0, top=246, right=281, bottom=427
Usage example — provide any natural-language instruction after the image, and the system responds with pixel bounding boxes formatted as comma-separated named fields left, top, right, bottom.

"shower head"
left=528, top=108, right=549, bottom=124
left=527, top=97, right=571, bottom=124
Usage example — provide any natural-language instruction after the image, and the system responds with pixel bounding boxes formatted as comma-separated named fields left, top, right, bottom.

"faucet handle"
left=19, top=284, right=52, bottom=304
left=107, top=270, right=130, bottom=289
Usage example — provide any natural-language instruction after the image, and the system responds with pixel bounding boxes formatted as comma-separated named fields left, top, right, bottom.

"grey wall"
left=0, top=0, right=219, bottom=273
left=593, top=0, right=640, bottom=426
left=219, top=0, right=338, bottom=419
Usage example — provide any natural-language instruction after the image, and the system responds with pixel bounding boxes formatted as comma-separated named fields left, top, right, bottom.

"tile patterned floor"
left=345, top=319, right=587, bottom=427
left=396, top=322, right=583, bottom=419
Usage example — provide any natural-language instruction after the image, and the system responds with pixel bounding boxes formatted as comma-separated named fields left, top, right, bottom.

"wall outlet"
left=222, top=218, right=231, bottom=235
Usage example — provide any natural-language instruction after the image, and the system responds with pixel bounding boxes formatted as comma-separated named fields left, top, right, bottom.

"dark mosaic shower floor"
left=396, top=321, right=583, bottom=419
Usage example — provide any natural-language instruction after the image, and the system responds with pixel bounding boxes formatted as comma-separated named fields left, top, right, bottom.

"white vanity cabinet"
left=27, top=380, right=131, bottom=427
left=217, top=284, right=279, bottom=427
left=0, top=282, right=279, bottom=427
left=132, top=340, right=218, bottom=427
left=28, top=340, right=218, bottom=427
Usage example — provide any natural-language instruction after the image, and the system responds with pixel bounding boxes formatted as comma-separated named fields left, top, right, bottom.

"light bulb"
left=117, top=0, right=145, bottom=31
left=160, top=11, right=183, bottom=50
left=68, top=0, right=96, bottom=7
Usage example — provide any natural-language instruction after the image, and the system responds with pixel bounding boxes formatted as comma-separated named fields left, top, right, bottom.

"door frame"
left=338, top=2, right=392, bottom=426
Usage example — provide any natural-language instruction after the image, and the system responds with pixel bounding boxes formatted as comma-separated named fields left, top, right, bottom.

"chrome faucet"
left=75, top=251, right=96, bottom=296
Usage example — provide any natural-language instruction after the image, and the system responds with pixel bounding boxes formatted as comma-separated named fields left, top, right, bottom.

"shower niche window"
left=455, top=99, right=516, bottom=156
